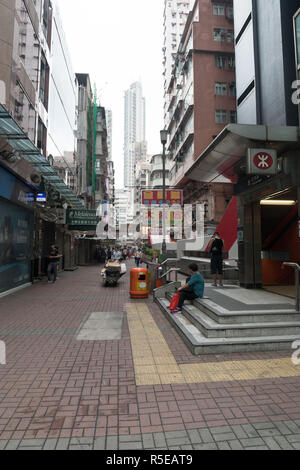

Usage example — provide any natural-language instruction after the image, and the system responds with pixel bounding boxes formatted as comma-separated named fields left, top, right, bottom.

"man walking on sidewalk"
left=47, top=244, right=61, bottom=284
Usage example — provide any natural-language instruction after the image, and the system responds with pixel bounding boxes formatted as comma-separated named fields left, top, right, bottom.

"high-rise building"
left=106, top=109, right=113, bottom=160
left=124, top=81, right=146, bottom=189
left=115, top=188, right=131, bottom=228
left=234, top=0, right=299, bottom=127
left=48, top=2, right=77, bottom=165
left=163, top=0, right=193, bottom=127
left=75, top=73, right=94, bottom=208
left=166, top=0, right=235, bottom=199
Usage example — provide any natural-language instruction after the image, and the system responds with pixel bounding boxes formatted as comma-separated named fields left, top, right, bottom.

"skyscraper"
left=124, top=81, right=146, bottom=189
left=106, top=108, right=113, bottom=160
left=163, top=0, right=193, bottom=127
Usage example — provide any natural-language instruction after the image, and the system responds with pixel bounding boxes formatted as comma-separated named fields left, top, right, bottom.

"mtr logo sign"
left=247, top=149, right=278, bottom=175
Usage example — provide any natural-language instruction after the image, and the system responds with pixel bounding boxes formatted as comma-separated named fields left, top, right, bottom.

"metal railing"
left=282, top=262, right=300, bottom=312
left=159, top=268, right=181, bottom=283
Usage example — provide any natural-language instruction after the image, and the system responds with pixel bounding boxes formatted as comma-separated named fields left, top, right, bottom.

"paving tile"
left=42, top=439, right=58, bottom=450
left=193, top=443, right=218, bottom=450
left=142, top=433, right=154, bottom=449
left=0, top=441, right=8, bottom=450
left=119, top=442, right=143, bottom=450
left=213, top=432, right=237, bottom=442
left=19, top=439, right=45, bottom=447
left=153, top=432, right=167, bottom=448
left=56, top=438, right=70, bottom=450
left=240, top=437, right=266, bottom=447
left=106, top=436, right=118, bottom=450
left=166, top=437, right=191, bottom=446
left=198, top=429, right=214, bottom=444
left=217, top=442, right=231, bottom=450
left=4, top=439, right=21, bottom=450
left=229, top=440, right=244, bottom=450
left=93, top=437, right=106, bottom=450
left=187, top=429, right=202, bottom=444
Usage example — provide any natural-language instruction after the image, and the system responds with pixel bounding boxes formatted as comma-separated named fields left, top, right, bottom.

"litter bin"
left=130, top=268, right=150, bottom=299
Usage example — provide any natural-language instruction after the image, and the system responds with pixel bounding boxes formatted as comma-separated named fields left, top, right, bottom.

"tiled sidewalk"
left=0, top=264, right=299, bottom=450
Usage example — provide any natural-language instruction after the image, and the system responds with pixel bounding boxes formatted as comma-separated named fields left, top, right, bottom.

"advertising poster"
left=0, top=200, right=33, bottom=294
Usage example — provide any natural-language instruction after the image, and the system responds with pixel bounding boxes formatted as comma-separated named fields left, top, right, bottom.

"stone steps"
left=154, top=291, right=300, bottom=355
left=164, top=293, right=300, bottom=338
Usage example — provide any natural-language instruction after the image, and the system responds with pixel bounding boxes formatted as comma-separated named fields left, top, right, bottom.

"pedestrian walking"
left=171, top=263, right=204, bottom=313
left=47, top=244, right=62, bottom=284
left=114, top=249, right=122, bottom=262
left=135, top=250, right=142, bottom=267
left=208, top=232, right=225, bottom=287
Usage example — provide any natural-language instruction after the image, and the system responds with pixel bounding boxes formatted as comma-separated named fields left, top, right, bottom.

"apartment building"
left=166, top=0, right=235, bottom=196
left=163, top=0, right=193, bottom=127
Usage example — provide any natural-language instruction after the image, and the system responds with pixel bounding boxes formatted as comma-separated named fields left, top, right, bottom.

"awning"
left=186, top=124, right=300, bottom=184
left=0, top=104, right=83, bottom=209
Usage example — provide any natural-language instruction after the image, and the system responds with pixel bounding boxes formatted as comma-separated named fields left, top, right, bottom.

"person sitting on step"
left=171, top=263, right=205, bottom=314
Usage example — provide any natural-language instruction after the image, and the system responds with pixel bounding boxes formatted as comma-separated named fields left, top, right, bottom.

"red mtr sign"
left=247, top=149, right=277, bottom=175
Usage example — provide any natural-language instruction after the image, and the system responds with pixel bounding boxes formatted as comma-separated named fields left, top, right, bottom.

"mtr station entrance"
left=186, top=124, right=300, bottom=291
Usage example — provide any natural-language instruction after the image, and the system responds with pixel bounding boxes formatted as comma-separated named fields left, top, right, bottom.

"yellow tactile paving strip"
left=126, top=303, right=300, bottom=386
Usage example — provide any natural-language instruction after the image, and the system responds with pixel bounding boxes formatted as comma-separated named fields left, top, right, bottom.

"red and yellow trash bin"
left=130, top=268, right=150, bottom=299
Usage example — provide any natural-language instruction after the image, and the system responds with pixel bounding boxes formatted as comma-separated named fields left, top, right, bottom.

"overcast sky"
left=57, top=0, right=164, bottom=188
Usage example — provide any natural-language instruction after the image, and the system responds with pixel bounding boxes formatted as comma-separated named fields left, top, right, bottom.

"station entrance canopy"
left=186, top=124, right=300, bottom=184
left=0, top=104, right=83, bottom=209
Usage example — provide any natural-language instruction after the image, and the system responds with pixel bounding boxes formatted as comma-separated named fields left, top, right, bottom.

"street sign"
left=36, top=192, right=47, bottom=202
left=142, top=190, right=183, bottom=205
left=247, top=149, right=277, bottom=175
left=66, top=209, right=100, bottom=227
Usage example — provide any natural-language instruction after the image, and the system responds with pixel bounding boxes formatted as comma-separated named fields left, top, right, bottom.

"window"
left=230, top=111, right=237, bottom=123
left=213, top=4, right=225, bottom=15
left=39, top=52, right=49, bottom=109
left=227, top=30, right=234, bottom=42
left=215, top=56, right=227, bottom=68
left=37, top=119, right=47, bottom=154
left=229, top=82, right=236, bottom=97
left=228, top=56, right=235, bottom=68
left=214, top=29, right=227, bottom=41
left=215, top=110, right=227, bottom=124
left=215, top=82, right=227, bottom=96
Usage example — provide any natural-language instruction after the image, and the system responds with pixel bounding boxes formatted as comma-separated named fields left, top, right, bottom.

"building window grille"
left=215, top=82, right=227, bottom=96
left=215, top=56, right=227, bottom=68
left=213, top=4, right=225, bottom=15
left=215, top=110, right=227, bottom=124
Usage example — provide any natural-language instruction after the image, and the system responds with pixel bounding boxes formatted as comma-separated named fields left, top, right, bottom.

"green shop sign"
left=67, top=209, right=100, bottom=227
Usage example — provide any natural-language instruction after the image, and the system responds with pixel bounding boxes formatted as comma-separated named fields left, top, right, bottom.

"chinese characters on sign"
left=142, top=190, right=183, bottom=205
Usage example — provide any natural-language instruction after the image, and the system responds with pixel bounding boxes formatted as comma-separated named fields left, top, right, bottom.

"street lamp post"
left=160, top=130, right=168, bottom=258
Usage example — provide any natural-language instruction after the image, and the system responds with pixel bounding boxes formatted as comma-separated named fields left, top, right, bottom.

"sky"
left=57, top=0, right=165, bottom=188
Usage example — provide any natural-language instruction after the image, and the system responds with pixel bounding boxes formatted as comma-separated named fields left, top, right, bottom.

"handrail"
left=282, top=262, right=300, bottom=312
left=159, top=268, right=180, bottom=282
left=159, top=258, right=180, bottom=266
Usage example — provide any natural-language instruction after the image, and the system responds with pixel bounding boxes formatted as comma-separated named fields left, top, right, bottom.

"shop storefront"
left=0, top=163, right=35, bottom=295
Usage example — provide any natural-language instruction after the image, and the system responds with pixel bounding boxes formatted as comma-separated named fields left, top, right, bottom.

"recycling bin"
left=130, top=268, right=149, bottom=299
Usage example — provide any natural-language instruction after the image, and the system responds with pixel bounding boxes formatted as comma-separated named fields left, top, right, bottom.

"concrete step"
left=156, top=297, right=299, bottom=355
left=182, top=303, right=300, bottom=338
left=165, top=293, right=300, bottom=324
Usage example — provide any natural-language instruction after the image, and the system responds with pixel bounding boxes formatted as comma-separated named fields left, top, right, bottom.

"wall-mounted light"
left=260, top=200, right=297, bottom=206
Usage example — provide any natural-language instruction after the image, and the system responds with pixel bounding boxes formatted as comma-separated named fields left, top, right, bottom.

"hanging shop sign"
left=66, top=209, right=100, bottom=230
left=247, top=149, right=278, bottom=175
left=142, top=190, right=183, bottom=205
